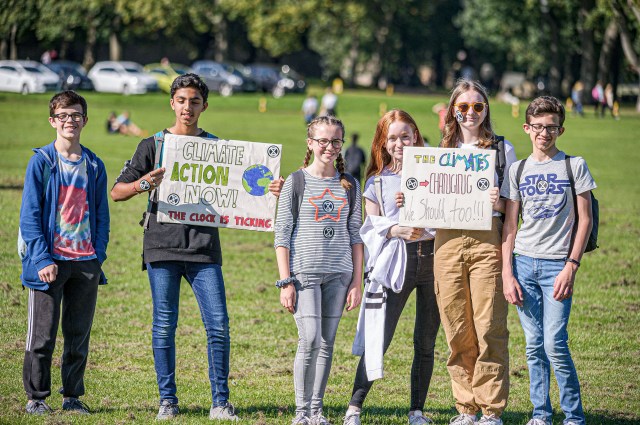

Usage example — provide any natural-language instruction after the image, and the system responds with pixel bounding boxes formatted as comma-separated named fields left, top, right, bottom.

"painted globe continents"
left=242, top=164, right=274, bottom=196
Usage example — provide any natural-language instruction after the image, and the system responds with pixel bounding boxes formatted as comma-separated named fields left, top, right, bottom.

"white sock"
left=346, top=407, right=361, bottom=415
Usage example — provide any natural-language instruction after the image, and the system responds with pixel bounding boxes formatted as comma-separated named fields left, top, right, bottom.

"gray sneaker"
left=449, top=414, right=477, bottom=425
left=477, top=415, right=503, bottom=425
left=209, top=403, right=240, bottom=421
left=156, top=399, right=179, bottom=420
left=62, top=397, right=91, bottom=414
left=311, top=412, right=332, bottom=425
left=343, top=411, right=361, bottom=425
left=409, top=410, right=434, bottom=425
left=26, top=400, right=53, bottom=415
left=292, top=412, right=311, bottom=425
left=526, top=420, right=551, bottom=425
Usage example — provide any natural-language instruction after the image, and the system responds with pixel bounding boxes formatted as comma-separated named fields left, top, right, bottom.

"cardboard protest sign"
left=399, top=147, right=496, bottom=230
left=157, top=134, right=281, bottom=232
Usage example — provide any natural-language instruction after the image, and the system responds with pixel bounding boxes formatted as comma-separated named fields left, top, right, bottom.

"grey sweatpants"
left=23, top=259, right=101, bottom=400
left=292, top=272, right=351, bottom=415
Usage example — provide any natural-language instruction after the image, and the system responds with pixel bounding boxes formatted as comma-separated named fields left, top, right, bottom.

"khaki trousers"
left=434, top=217, right=509, bottom=417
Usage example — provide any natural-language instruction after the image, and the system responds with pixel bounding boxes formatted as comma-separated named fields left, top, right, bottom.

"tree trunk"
left=213, top=14, right=227, bottom=62
left=540, top=3, right=562, bottom=96
left=346, top=30, right=360, bottom=87
left=578, top=0, right=596, bottom=89
left=10, top=23, right=17, bottom=60
left=597, top=20, right=618, bottom=84
left=612, top=0, right=640, bottom=111
left=109, top=16, right=121, bottom=61
left=0, top=39, right=7, bottom=60
left=83, top=21, right=97, bottom=69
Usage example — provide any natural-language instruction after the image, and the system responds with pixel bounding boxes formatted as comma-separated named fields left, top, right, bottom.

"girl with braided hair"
left=274, top=116, right=364, bottom=425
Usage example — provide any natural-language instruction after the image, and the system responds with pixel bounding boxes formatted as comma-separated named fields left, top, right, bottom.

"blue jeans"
left=513, top=255, right=585, bottom=425
left=146, top=261, right=230, bottom=406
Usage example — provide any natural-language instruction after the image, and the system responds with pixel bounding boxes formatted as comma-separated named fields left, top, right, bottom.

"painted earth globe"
left=242, top=164, right=274, bottom=196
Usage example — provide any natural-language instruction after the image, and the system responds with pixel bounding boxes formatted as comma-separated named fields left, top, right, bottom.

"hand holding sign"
left=399, top=147, right=496, bottom=230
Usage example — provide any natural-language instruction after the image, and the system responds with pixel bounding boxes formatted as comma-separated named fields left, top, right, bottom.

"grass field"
left=0, top=89, right=638, bottom=425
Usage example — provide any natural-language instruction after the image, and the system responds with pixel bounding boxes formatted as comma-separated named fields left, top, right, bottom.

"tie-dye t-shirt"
left=52, top=153, right=96, bottom=261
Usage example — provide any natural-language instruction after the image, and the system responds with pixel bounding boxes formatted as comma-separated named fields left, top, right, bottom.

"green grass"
left=0, top=90, right=638, bottom=424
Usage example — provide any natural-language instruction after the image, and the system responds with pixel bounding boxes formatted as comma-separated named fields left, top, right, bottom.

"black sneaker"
left=62, top=397, right=91, bottom=414
left=26, top=400, right=53, bottom=415
left=157, top=399, right=179, bottom=420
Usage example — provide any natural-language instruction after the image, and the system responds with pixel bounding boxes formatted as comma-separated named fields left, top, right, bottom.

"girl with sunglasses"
left=343, top=110, right=440, bottom=425
left=436, top=80, right=517, bottom=425
left=274, top=116, right=364, bottom=425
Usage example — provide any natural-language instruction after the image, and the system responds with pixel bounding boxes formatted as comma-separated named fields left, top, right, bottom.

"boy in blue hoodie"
left=19, top=90, right=110, bottom=415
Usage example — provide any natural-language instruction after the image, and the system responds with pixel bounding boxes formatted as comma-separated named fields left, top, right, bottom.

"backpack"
left=289, top=169, right=358, bottom=227
left=515, top=155, right=599, bottom=253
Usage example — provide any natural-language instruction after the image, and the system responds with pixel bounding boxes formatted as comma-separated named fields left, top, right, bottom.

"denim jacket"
left=18, top=141, right=110, bottom=290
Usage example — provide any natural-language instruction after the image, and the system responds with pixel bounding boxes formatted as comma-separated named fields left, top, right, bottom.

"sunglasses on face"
left=309, top=137, right=344, bottom=148
left=454, top=102, right=487, bottom=114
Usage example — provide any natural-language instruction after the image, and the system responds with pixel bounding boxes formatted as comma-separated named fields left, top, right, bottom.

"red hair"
left=365, top=109, right=424, bottom=181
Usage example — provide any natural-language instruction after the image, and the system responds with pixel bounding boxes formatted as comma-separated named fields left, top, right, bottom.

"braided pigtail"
left=302, top=148, right=313, bottom=169
left=336, top=153, right=352, bottom=190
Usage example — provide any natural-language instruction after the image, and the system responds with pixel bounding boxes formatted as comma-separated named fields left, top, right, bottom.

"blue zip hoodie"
left=18, top=141, right=110, bottom=290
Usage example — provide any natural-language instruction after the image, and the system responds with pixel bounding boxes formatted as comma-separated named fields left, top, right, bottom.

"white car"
left=0, top=60, right=61, bottom=94
left=88, top=61, right=158, bottom=94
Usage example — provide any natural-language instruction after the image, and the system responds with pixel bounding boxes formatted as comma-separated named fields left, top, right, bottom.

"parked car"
left=246, top=64, right=306, bottom=98
left=144, top=62, right=191, bottom=93
left=191, top=60, right=246, bottom=97
left=220, top=62, right=258, bottom=92
left=0, top=60, right=60, bottom=94
left=45, top=60, right=94, bottom=91
left=88, top=61, right=158, bottom=95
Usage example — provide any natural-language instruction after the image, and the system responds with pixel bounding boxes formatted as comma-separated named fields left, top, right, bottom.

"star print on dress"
left=308, top=188, right=347, bottom=222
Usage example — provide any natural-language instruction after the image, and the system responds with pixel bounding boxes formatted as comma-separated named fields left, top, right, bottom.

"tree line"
left=1, top=0, right=639, bottom=106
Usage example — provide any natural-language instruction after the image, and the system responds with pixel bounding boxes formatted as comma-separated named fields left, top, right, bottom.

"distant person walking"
left=591, top=81, right=605, bottom=117
left=343, top=133, right=366, bottom=182
left=321, top=88, right=338, bottom=116
left=302, top=94, right=319, bottom=124
left=571, top=81, right=584, bottom=117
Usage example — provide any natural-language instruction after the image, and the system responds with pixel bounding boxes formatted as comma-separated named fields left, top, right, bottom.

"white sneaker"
left=408, top=410, right=434, bottom=425
left=449, top=414, right=477, bottom=425
left=311, top=412, right=332, bottom=425
left=209, top=403, right=239, bottom=421
left=477, top=415, right=503, bottom=425
left=526, top=419, right=551, bottom=425
left=343, top=411, right=361, bottom=425
left=292, top=412, right=311, bottom=425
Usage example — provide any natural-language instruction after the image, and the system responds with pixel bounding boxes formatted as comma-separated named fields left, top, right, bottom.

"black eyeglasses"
left=310, top=137, right=344, bottom=148
left=454, top=102, right=487, bottom=114
left=527, top=123, right=562, bottom=135
left=52, top=113, right=85, bottom=122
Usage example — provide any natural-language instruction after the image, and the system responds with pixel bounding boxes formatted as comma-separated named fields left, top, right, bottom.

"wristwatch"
left=139, top=179, right=151, bottom=191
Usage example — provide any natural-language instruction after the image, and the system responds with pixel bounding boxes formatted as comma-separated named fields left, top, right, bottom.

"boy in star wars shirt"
left=501, top=96, right=595, bottom=425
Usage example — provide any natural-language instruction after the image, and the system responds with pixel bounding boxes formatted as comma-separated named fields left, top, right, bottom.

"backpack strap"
left=492, top=136, right=507, bottom=189
left=515, top=158, right=527, bottom=221
left=374, top=176, right=385, bottom=217
left=564, top=155, right=580, bottom=252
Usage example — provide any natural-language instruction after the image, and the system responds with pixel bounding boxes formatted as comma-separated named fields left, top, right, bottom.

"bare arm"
left=275, top=246, right=296, bottom=314
left=553, top=192, right=593, bottom=301
left=110, top=167, right=166, bottom=202
left=346, top=243, right=364, bottom=311
left=501, top=199, right=523, bottom=306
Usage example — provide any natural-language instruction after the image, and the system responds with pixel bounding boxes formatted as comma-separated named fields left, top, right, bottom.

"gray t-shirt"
left=274, top=170, right=363, bottom=274
left=363, top=168, right=436, bottom=240
left=500, top=151, right=596, bottom=259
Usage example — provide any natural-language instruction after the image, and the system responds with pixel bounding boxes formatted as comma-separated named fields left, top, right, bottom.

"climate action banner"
left=157, top=134, right=281, bottom=232
left=400, top=147, right=496, bottom=230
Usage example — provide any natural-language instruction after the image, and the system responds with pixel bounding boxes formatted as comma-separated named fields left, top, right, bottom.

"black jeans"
left=23, top=259, right=101, bottom=400
left=350, top=240, right=441, bottom=411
